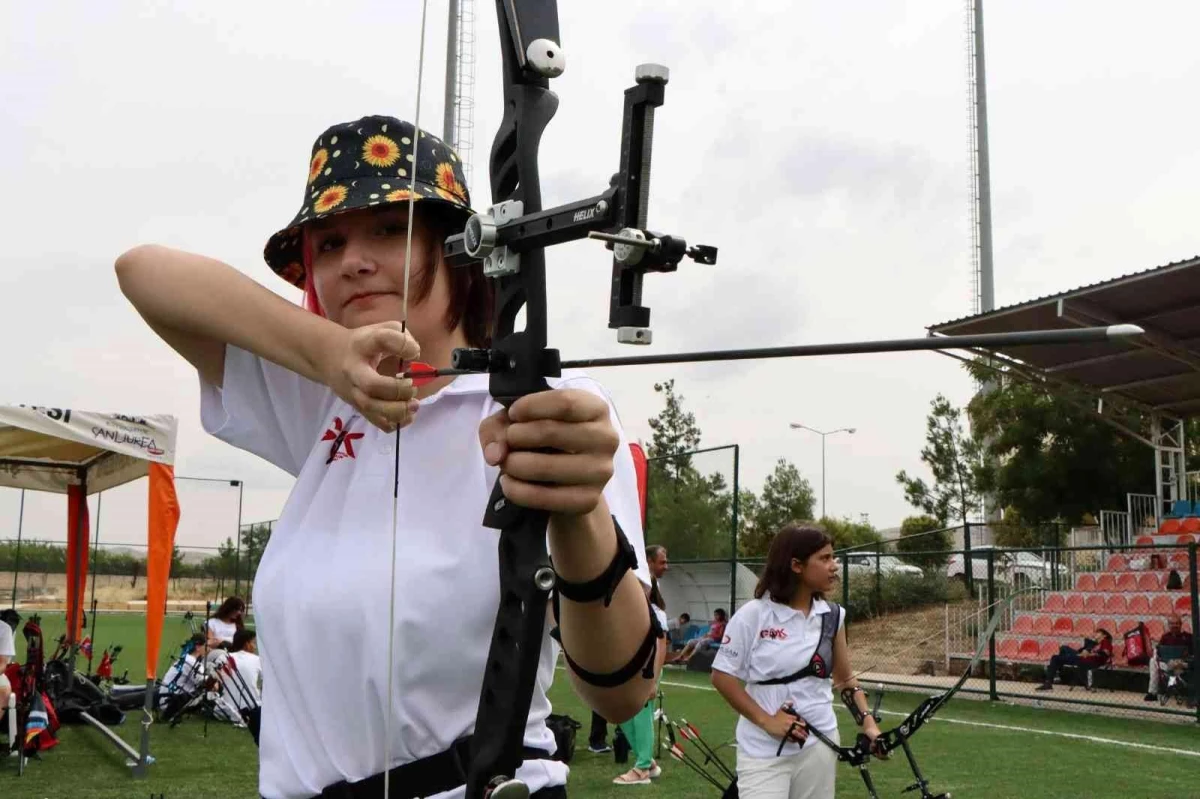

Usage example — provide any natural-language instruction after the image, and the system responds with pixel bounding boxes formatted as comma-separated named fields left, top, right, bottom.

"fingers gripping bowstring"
left=385, top=1, right=430, bottom=798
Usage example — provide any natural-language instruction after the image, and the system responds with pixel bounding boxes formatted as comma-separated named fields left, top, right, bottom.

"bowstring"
left=385, top=1, right=430, bottom=797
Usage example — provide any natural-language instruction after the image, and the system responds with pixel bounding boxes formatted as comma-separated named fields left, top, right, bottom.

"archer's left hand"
left=862, top=718, right=887, bottom=759
left=479, top=388, right=618, bottom=516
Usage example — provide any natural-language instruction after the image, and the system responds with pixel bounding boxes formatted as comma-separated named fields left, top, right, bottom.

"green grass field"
left=4, top=613, right=1200, bottom=798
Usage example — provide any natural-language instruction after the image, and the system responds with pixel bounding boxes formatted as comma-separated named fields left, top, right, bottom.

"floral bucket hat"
left=264, top=115, right=473, bottom=289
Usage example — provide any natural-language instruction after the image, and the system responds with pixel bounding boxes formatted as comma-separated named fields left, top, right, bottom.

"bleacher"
left=993, top=512, right=1197, bottom=674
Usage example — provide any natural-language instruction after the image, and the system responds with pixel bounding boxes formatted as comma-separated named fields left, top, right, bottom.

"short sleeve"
left=199, top=344, right=335, bottom=477
left=0, top=622, right=15, bottom=658
left=711, top=603, right=755, bottom=680
left=555, top=373, right=652, bottom=589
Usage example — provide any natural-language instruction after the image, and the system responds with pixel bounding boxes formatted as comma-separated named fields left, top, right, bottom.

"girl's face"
left=307, top=205, right=453, bottom=343
left=793, top=544, right=838, bottom=594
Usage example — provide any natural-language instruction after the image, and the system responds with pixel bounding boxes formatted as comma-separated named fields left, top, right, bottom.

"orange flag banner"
left=65, top=484, right=90, bottom=643
left=144, top=463, right=181, bottom=681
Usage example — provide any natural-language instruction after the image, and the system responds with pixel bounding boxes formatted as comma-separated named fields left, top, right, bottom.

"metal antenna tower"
left=964, top=0, right=994, bottom=315
left=443, top=0, right=477, bottom=191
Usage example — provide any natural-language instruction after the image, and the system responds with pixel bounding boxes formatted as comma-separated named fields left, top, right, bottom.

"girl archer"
left=116, top=115, right=662, bottom=799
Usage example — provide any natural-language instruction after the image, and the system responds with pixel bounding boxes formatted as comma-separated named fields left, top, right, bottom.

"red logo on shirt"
left=322, top=416, right=364, bottom=463
left=759, top=628, right=789, bottom=640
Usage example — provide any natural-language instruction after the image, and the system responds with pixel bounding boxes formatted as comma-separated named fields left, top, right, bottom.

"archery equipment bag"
left=545, top=713, right=582, bottom=764
left=1124, top=623, right=1150, bottom=667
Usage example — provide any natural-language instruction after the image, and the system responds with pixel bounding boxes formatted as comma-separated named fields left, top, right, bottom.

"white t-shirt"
left=158, top=653, right=203, bottom=707
left=711, top=597, right=845, bottom=759
left=207, top=617, right=237, bottom=644
left=0, top=621, right=15, bottom=659
left=200, top=345, right=650, bottom=799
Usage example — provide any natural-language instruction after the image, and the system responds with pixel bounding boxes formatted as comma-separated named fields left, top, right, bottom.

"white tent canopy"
left=0, top=406, right=177, bottom=494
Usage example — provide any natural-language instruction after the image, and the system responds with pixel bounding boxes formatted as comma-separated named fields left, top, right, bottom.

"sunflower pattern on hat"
left=264, top=115, right=473, bottom=289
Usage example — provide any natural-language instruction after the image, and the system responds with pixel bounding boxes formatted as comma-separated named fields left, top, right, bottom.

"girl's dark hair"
left=215, top=596, right=247, bottom=630
left=408, top=204, right=494, bottom=348
left=753, top=523, right=834, bottom=604
left=232, top=629, right=257, bottom=652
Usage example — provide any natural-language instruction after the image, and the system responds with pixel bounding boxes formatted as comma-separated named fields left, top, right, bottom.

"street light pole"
left=789, top=423, right=856, bottom=519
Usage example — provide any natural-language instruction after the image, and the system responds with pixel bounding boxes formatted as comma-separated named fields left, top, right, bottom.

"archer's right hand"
left=759, top=703, right=809, bottom=744
left=325, top=322, right=422, bottom=432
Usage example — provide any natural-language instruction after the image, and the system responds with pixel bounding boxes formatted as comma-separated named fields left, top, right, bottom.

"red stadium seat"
left=1065, top=594, right=1085, bottom=613
left=1175, top=534, right=1195, bottom=546
left=1053, top=617, right=1074, bottom=636
left=1118, top=619, right=1139, bottom=634
left=1096, top=574, right=1117, bottom=592
left=1076, top=574, right=1096, bottom=592
left=1136, top=535, right=1156, bottom=546
left=1176, top=596, right=1193, bottom=614
left=1104, top=595, right=1128, bottom=615
left=1018, top=639, right=1041, bottom=661
left=1040, top=640, right=1061, bottom=660
left=1033, top=616, right=1054, bottom=636
left=1044, top=594, right=1066, bottom=612
left=1181, top=517, right=1200, bottom=534
left=1138, top=573, right=1162, bottom=591
left=1075, top=618, right=1095, bottom=637
left=1152, top=595, right=1174, bottom=615
left=1147, top=621, right=1165, bottom=641
left=1096, top=619, right=1117, bottom=638
left=1116, top=573, right=1139, bottom=592
left=1127, top=595, right=1150, bottom=615
left=1159, top=519, right=1181, bottom=535
left=997, top=638, right=1020, bottom=659
left=1084, top=595, right=1106, bottom=614
left=1106, top=554, right=1129, bottom=571
left=1012, top=615, right=1034, bottom=634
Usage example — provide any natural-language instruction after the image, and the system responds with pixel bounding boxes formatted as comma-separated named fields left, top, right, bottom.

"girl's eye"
left=315, top=235, right=343, bottom=253
left=377, top=221, right=407, bottom=236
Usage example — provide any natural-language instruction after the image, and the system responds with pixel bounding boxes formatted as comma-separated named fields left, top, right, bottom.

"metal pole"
left=443, top=0, right=460, bottom=144
left=973, top=0, right=994, bottom=313
left=233, top=480, right=244, bottom=598
left=10, top=489, right=24, bottom=607
left=1189, top=542, right=1199, bottom=724
left=89, top=492, right=102, bottom=621
left=821, top=434, right=826, bottom=519
left=986, top=549, right=997, bottom=701
left=730, top=445, right=740, bottom=613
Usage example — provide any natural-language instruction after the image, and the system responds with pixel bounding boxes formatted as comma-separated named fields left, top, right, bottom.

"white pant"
left=1149, top=652, right=1187, bottom=694
left=736, top=738, right=838, bottom=799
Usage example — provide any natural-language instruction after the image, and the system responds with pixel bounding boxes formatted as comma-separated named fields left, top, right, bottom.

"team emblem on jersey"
left=322, top=416, right=365, bottom=463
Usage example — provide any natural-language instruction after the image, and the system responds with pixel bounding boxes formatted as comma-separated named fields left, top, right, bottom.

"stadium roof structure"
left=927, top=255, right=1200, bottom=521
left=929, top=256, right=1200, bottom=418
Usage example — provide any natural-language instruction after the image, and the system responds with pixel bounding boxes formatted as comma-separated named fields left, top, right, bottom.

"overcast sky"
left=2, top=1, right=1198, bottom=554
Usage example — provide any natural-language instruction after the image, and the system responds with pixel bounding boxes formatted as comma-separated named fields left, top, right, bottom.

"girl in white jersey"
left=711, top=525, right=881, bottom=799
left=115, top=115, right=661, bottom=799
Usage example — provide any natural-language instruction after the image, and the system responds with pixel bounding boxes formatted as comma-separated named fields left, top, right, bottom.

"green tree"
left=644, top=381, right=732, bottom=560
left=895, top=515, right=951, bottom=570
left=739, top=459, right=816, bottom=557
left=821, top=516, right=883, bottom=551
left=966, top=364, right=1153, bottom=525
left=896, top=394, right=984, bottom=526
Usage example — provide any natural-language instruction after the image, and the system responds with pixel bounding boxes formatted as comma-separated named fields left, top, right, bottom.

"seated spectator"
left=1036, top=629, right=1113, bottom=691
left=158, top=634, right=210, bottom=709
left=675, top=609, right=727, bottom=664
left=1145, top=614, right=1194, bottom=702
left=206, top=596, right=247, bottom=649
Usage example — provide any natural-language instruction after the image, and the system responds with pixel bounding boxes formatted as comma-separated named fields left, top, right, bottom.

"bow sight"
left=444, top=57, right=717, bottom=354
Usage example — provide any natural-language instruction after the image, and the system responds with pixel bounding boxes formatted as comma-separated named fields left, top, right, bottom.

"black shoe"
left=588, top=743, right=612, bottom=754
left=1144, top=693, right=1157, bottom=702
